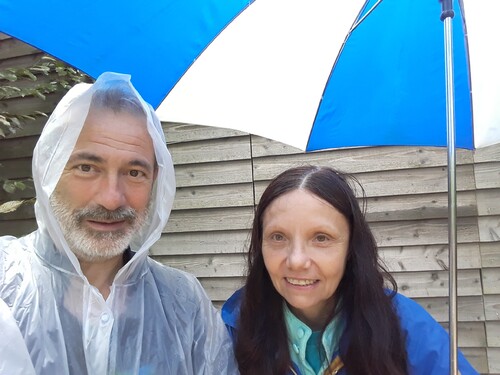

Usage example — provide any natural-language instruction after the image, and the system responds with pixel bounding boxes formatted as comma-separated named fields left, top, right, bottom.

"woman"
left=222, top=165, right=478, bottom=375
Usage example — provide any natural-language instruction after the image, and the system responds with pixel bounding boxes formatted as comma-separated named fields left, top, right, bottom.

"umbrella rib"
left=351, top=0, right=384, bottom=32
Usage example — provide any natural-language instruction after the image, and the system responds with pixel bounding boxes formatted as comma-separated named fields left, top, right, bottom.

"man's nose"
left=286, top=242, right=311, bottom=270
left=95, top=175, right=126, bottom=211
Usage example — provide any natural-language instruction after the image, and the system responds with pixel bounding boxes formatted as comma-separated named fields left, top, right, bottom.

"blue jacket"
left=222, top=288, right=479, bottom=375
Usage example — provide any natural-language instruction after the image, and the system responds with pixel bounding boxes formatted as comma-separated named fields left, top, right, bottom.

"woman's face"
left=262, top=189, right=350, bottom=329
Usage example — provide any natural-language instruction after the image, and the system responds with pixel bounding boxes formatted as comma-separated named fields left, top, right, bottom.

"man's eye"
left=78, top=164, right=92, bottom=172
left=129, top=170, right=143, bottom=177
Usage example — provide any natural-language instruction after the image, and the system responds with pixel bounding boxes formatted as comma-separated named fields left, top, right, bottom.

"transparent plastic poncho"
left=0, top=72, right=239, bottom=374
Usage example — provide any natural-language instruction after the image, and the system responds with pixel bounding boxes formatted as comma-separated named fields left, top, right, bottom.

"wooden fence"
left=1, top=34, right=499, bottom=373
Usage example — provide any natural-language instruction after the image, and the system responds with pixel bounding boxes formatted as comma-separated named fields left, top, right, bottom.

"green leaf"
left=11, top=117, right=21, bottom=127
left=0, top=200, right=25, bottom=214
left=22, top=69, right=38, bottom=81
left=0, top=71, right=18, bottom=81
left=14, top=181, right=26, bottom=191
left=0, top=117, right=9, bottom=126
left=3, top=180, right=16, bottom=193
left=33, top=90, right=46, bottom=100
left=20, top=115, right=36, bottom=121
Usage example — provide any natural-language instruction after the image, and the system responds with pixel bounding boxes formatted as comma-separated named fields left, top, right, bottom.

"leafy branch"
left=0, top=55, right=93, bottom=205
left=0, top=55, right=93, bottom=138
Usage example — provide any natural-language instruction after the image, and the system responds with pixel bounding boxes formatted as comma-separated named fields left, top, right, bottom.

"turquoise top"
left=284, top=304, right=344, bottom=375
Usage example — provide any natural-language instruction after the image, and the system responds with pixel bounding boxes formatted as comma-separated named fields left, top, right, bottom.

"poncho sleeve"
left=0, top=297, right=36, bottom=375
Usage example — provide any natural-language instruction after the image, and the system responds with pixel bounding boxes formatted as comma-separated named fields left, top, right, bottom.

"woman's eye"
left=270, top=233, right=285, bottom=241
left=315, top=234, right=330, bottom=242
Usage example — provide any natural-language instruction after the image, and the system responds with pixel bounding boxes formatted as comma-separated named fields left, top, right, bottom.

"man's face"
left=50, top=107, right=156, bottom=262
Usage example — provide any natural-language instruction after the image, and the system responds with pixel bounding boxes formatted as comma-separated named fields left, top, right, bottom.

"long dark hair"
left=235, top=165, right=409, bottom=375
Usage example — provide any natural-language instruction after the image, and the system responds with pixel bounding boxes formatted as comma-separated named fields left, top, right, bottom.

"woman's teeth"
left=286, top=278, right=317, bottom=286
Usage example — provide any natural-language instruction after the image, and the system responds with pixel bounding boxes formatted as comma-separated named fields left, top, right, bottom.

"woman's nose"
left=286, top=242, right=312, bottom=270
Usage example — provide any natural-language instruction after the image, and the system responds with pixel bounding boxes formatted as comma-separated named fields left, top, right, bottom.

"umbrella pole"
left=441, top=1, right=458, bottom=374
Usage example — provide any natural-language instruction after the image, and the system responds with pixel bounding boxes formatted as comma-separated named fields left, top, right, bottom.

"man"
left=0, top=72, right=239, bottom=374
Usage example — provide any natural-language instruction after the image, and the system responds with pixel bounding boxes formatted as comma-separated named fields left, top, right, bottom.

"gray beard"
left=49, top=193, right=150, bottom=262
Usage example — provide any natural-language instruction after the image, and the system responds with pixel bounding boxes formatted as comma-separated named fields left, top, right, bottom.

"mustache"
left=74, top=205, right=137, bottom=223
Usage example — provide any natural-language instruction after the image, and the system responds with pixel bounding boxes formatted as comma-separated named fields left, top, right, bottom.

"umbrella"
left=1, top=1, right=498, bottom=149
left=1, top=1, right=499, bottom=373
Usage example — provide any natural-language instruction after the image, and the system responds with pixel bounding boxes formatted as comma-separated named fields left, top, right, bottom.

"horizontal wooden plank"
left=442, top=322, right=486, bottom=348
left=152, top=242, right=483, bottom=281
left=151, top=230, right=250, bottom=256
left=0, top=179, right=35, bottom=201
left=1, top=116, right=46, bottom=138
left=198, top=276, right=244, bottom=301
left=250, top=135, right=303, bottom=157
left=164, top=206, right=254, bottom=233
left=173, top=183, right=254, bottom=210
left=481, top=242, right=500, bottom=268
left=212, top=301, right=224, bottom=310
left=168, top=136, right=251, bottom=164
left=365, top=191, right=478, bottom=221
left=0, top=157, right=32, bottom=179
left=251, top=137, right=478, bottom=168
left=379, top=243, right=481, bottom=271
left=476, top=189, right=500, bottom=216
left=488, top=347, right=500, bottom=373
left=486, top=321, right=500, bottom=347
left=0, top=37, right=39, bottom=60
left=254, top=187, right=478, bottom=222
left=0, top=51, right=45, bottom=72
left=0, top=72, right=75, bottom=101
left=483, top=294, right=500, bottom=321
left=474, top=143, right=500, bottom=163
left=0, top=218, right=36, bottom=237
left=174, top=160, right=253, bottom=187
left=371, top=217, right=479, bottom=247
left=157, top=251, right=484, bottom=290
left=475, top=162, right=500, bottom=189
left=462, top=347, right=488, bottom=374
left=200, top=270, right=482, bottom=302
left=0, top=92, right=63, bottom=115
left=154, top=253, right=245, bottom=278
left=163, top=122, right=246, bottom=143
left=0, top=135, right=38, bottom=160
left=252, top=146, right=473, bottom=177
left=413, top=295, right=485, bottom=323
left=338, top=165, right=476, bottom=197
left=163, top=214, right=479, bottom=247
left=151, top=230, right=484, bottom=265
left=478, top=216, right=500, bottom=242
left=254, top=165, right=476, bottom=198
left=0, top=201, right=34, bottom=220
left=23, top=205, right=484, bottom=244
left=482, top=268, right=500, bottom=294
left=394, top=269, right=482, bottom=298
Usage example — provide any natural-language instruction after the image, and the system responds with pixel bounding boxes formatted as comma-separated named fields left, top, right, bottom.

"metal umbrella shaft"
left=441, top=0, right=458, bottom=374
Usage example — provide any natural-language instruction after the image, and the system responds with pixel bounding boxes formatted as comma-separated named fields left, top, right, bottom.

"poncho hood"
left=32, top=72, right=175, bottom=281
